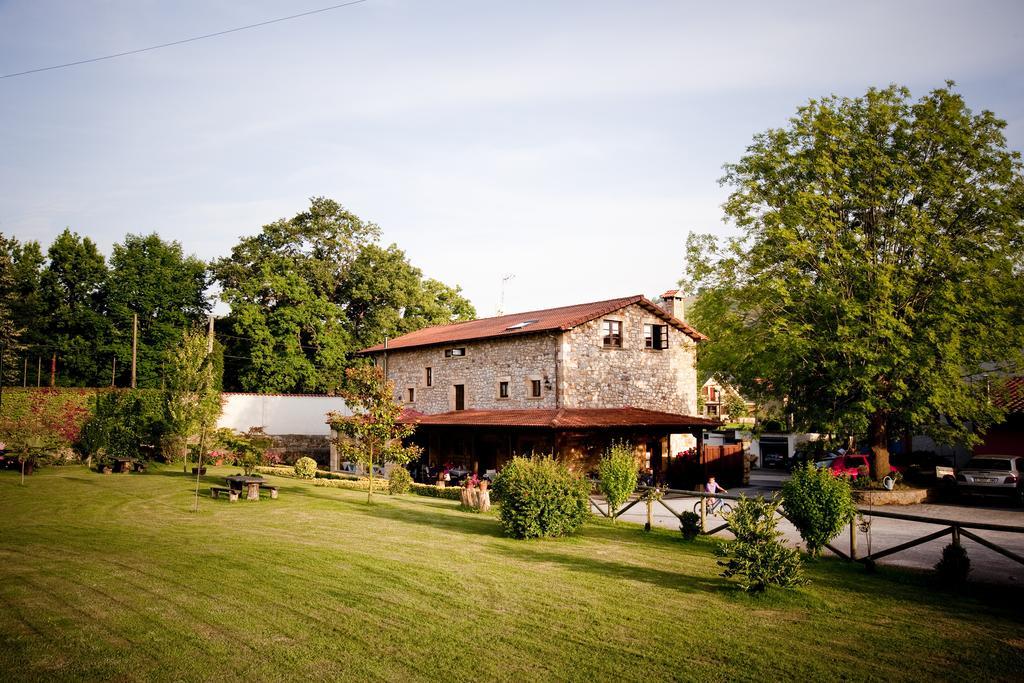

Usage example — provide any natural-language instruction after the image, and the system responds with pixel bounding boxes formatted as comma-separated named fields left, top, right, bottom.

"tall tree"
left=0, top=234, right=22, bottom=386
left=684, top=84, right=1024, bottom=477
left=340, top=243, right=475, bottom=350
left=39, top=229, right=110, bottom=386
left=105, top=233, right=210, bottom=388
left=214, top=197, right=378, bottom=392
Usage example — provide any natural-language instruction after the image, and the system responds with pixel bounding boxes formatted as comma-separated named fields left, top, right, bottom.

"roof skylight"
left=505, top=319, right=540, bottom=331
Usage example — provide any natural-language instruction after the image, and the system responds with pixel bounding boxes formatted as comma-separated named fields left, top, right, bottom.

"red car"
left=817, top=454, right=904, bottom=479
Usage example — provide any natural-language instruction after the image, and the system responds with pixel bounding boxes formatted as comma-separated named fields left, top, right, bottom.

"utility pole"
left=36, top=357, right=41, bottom=387
left=111, top=356, right=117, bottom=387
left=131, top=313, right=138, bottom=389
left=22, top=356, right=27, bottom=387
left=49, top=353, right=56, bottom=387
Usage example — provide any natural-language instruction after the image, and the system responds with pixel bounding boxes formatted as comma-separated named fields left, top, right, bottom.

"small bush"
left=679, top=511, right=700, bottom=540
left=716, top=495, right=805, bottom=592
left=389, top=466, right=413, bottom=495
left=598, top=441, right=638, bottom=521
left=294, top=456, right=318, bottom=479
left=409, top=483, right=463, bottom=500
left=492, top=456, right=590, bottom=539
left=313, top=478, right=389, bottom=493
left=935, top=543, right=971, bottom=586
left=782, top=461, right=857, bottom=556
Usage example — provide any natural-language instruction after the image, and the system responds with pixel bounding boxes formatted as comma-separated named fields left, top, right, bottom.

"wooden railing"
left=589, top=486, right=1024, bottom=567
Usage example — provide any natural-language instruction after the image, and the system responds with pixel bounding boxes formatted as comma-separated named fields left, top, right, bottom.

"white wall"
left=216, top=394, right=352, bottom=436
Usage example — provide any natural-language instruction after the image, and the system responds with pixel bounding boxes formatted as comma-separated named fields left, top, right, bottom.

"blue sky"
left=1, top=0, right=1022, bottom=317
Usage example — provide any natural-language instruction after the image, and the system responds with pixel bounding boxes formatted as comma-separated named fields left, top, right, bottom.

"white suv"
left=956, top=456, right=1024, bottom=505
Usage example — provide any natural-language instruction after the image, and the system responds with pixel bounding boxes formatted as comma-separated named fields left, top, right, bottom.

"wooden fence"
left=589, top=487, right=1024, bottom=569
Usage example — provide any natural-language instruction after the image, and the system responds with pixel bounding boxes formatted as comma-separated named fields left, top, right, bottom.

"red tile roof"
left=360, top=295, right=706, bottom=353
left=994, top=376, right=1024, bottom=413
left=398, top=407, right=720, bottom=430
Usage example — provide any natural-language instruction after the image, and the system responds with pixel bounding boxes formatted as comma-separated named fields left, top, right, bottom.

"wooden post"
left=849, top=520, right=857, bottom=561
left=700, top=496, right=707, bottom=533
left=22, top=356, right=27, bottom=387
left=50, top=353, right=56, bottom=387
left=645, top=498, right=654, bottom=532
left=952, top=524, right=961, bottom=548
left=131, top=313, right=138, bottom=389
left=36, top=357, right=41, bottom=387
left=111, top=356, right=116, bottom=387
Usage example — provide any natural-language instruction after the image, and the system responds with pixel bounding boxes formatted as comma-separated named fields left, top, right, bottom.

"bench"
left=210, top=486, right=239, bottom=501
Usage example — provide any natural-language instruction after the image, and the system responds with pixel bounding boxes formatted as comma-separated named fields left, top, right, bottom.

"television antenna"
left=496, top=273, right=515, bottom=315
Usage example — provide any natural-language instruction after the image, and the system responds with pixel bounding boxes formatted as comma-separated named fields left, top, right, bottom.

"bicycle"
left=693, top=497, right=732, bottom=516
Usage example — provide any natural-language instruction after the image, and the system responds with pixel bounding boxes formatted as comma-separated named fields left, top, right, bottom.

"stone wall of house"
left=560, top=303, right=698, bottom=415
left=379, top=334, right=560, bottom=414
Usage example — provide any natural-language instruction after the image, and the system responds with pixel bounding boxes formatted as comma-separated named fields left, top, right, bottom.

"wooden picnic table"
left=111, top=458, right=134, bottom=474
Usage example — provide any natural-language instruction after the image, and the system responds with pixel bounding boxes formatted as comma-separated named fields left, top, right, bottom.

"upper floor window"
left=644, top=323, right=669, bottom=350
left=602, top=320, right=622, bottom=348
left=530, top=379, right=542, bottom=398
left=499, top=381, right=509, bottom=399
left=425, top=367, right=432, bottom=386
left=407, top=387, right=415, bottom=403
left=444, top=347, right=466, bottom=358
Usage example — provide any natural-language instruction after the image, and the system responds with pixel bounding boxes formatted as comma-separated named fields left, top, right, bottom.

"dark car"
left=956, top=456, right=1024, bottom=505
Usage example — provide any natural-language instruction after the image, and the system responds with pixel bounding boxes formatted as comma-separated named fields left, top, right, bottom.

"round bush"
left=388, top=466, right=413, bottom=495
left=294, top=456, right=318, bottom=479
left=935, top=542, right=970, bottom=586
left=679, top=511, right=700, bottom=540
left=782, top=461, right=857, bottom=556
left=491, top=456, right=590, bottom=539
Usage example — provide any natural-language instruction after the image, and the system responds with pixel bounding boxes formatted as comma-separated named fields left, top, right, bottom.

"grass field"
left=1, top=465, right=1022, bottom=682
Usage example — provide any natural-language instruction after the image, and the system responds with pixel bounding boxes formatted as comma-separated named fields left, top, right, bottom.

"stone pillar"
left=329, top=429, right=339, bottom=472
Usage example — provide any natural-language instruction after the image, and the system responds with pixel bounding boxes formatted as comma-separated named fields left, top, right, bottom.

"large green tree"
left=104, top=233, right=210, bottom=388
left=214, top=197, right=474, bottom=393
left=684, top=84, right=1024, bottom=477
left=213, top=197, right=377, bottom=393
left=39, top=229, right=110, bottom=386
left=0, top=234, right=22, bottom=386
left=340, top=243, right=475, bottom=350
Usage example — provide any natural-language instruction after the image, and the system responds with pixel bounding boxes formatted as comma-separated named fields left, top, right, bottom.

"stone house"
left=359, top=293, right=719, bottom=480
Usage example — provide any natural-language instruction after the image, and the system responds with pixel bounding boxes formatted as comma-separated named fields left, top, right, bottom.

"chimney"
left=659, top=289, right=686, bottom=321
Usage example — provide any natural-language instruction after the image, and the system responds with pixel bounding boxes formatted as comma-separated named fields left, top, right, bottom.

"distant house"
left=358, top=293, right=720, bottom=480
left=699, top=376, right=756, bottom=426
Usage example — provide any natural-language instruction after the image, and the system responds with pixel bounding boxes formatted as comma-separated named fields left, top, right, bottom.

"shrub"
left=80, top=389, right=165, bottom=462
left=935, top=543, right=971, bottom=586
left=597, top=441, right=638, bottom=521
left=293, top=456, right=318, bottom=479
left=409, top=483, right=463, bottom=501
left=313, top=478, right=389, bottom=493
left=491, top=456, right=590, bottom=539
left=679, top=511, right=700, bottom=540
left=716, top=495, right=805, bottom=592
left=389, top=466, right=413, bottom=495
left=782, top=461, right=857, bottom=556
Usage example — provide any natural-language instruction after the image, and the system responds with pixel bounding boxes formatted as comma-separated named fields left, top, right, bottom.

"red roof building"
left=349, top=293, right=734, bottom=485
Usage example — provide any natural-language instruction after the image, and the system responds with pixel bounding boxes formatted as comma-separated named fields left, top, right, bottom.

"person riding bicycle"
left=705, top=475, right=728, bottom=512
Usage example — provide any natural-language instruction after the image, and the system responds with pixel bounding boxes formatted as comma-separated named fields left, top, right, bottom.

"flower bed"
left=851, top=488, right=930, bottom=506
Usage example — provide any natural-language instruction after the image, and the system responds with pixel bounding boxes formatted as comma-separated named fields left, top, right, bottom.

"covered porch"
left=400, top=408, right=723, bottom=487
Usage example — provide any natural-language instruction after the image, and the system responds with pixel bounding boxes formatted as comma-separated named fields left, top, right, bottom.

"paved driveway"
left=605, top=470, right=1024, bottom=586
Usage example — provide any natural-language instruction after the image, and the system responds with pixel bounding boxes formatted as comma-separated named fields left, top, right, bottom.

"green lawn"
left=1, top=466, right=1022, bottom=682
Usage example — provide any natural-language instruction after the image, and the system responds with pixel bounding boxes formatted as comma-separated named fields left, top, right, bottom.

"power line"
left=0, top=0, right=370, bottom=80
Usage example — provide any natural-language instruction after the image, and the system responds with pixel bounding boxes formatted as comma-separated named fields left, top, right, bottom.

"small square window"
left=602, top=320, right=622, bottom=348
left=425, top=367, right=432, bottom=387
left=531, top=379, right=542, bottom=397
left=499, top=381, right=509, bottom=398
left=444, top=348, right=466, bottom=358
left=644, top=323, right=669, bottom=350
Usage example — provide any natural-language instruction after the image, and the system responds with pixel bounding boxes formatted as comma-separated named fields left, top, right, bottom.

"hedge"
left=313, top=478, right=389, bottom=493
left=409, top=483, right=463, bottom=501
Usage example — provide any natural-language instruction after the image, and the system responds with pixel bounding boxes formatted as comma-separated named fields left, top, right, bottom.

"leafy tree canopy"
left=39, top=229, right=110, bottom=386
left=214, top=197, right=474, bottom=393
left=683, top=84, right=1024, bottom=477
left=105, top=233, right=210, bottom=388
